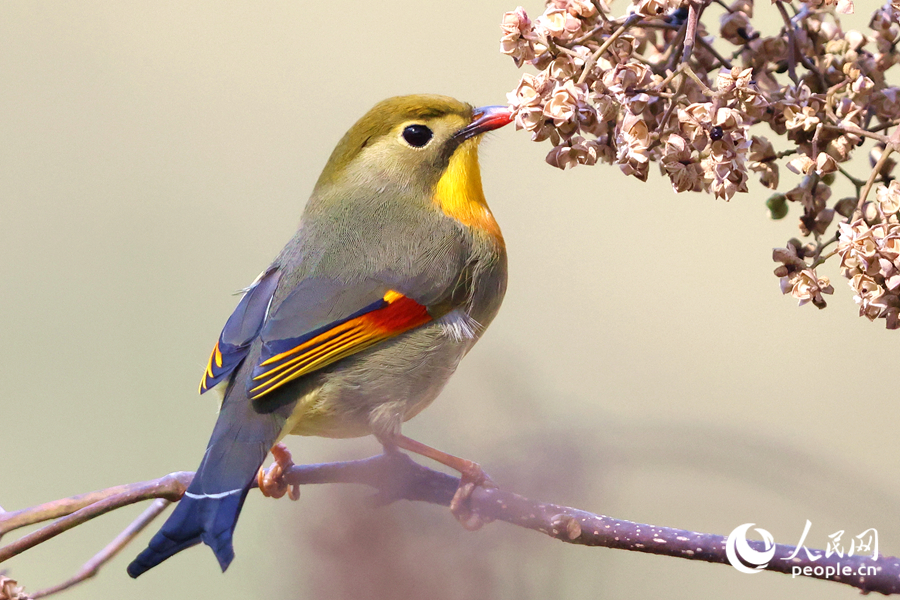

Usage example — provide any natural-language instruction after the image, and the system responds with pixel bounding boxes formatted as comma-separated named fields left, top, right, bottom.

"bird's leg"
left=257, top=443, right=300, bottom=501
left=389, top=435, right=494, bottom=486
left=388, top=434, right=495, bottom=531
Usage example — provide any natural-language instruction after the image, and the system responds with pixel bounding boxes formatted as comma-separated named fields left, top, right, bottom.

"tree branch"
left=280, top=452, right=898, bottom=595
left=0, top=472, right=191, bottom=565
left=2, top=455, right=898, bottom=597
left=28, top=499, right=171, bottom=599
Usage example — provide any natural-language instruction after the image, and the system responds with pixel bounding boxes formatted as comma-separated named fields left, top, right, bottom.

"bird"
left=127, top=94, right=512, bottom=577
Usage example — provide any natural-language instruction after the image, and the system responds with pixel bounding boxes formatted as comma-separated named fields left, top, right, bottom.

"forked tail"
left=127, top=483, right=249, bottom=577
left=128, top=395, right=283, bottom=577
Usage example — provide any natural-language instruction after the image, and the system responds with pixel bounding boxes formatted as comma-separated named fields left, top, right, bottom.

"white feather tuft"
left=438, top=309, right=482, bottom=342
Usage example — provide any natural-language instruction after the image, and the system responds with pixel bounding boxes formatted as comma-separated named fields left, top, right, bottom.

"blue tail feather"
left=129, top=365, right=291, bottom=577
left=127, top=487, right=248, bottom=577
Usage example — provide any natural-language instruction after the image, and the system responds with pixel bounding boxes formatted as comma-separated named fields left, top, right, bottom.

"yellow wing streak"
left=252, top=327, right=367, bottom=381
left=258, top=292, right=407, bottom=367
left=199, top=342, right=221, bottom=392
left=249, top=334, right=387, bottom=398
left=259, top=320, right=361, bottom=366
left=248, top=290, right=432, bottom=400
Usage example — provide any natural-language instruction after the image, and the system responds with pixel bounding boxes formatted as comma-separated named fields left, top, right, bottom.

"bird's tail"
left=127, top=482, right=248, bottom=577
left=127, top=395, right=284, bottom=578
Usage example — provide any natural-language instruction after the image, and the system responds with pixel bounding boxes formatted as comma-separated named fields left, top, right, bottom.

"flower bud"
left=767, top=193, right=789, bottom=220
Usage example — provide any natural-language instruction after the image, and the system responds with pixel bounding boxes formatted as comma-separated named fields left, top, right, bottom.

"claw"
left=257, top=443, right=300, bottom=500
left=385, top=434, right=497, bottom=530
left=449, top=463, right=495, bottom=531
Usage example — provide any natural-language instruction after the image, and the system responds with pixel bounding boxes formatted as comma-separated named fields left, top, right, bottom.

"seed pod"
left=767, top=193, right=789, bottom=220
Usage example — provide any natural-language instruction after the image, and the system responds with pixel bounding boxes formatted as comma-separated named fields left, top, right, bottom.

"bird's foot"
left=384, top=434, right=498, bottom=530
left=449, top=461, right=496, bottom=531
left=257, top=443, right=300, bottom=500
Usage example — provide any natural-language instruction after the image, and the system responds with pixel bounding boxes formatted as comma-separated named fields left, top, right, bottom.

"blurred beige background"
left=1, top=2, right=897, bottom=599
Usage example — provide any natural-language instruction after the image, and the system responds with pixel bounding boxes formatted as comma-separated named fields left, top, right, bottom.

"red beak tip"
left=474, top=106, right=514, bottom=130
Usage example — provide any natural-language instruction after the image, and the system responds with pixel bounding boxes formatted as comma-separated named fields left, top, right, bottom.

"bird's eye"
left=402, top=124, right=433, bottom=148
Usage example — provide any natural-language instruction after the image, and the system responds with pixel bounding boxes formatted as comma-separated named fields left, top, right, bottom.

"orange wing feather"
left=248, top=291, right=430, bottom=400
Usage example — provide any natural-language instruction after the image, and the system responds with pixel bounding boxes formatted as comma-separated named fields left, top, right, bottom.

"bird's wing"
left=247, top=277, right=433, bottom=401
left=199, top=268, right=282, bottom=394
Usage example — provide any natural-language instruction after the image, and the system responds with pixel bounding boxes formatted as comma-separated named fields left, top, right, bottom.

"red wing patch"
left=248, top=291, right=431, bottom=400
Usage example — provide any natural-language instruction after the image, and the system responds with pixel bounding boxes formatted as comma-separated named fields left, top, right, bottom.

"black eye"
left=402, top=124, right=433, bottom=148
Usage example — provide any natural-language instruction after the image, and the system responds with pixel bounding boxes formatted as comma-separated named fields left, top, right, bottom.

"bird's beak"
left=453, top=105, right=513, bottom=143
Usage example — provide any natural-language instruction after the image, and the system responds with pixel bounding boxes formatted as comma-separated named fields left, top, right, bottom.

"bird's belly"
left=279, top=320, right=471, bottom=440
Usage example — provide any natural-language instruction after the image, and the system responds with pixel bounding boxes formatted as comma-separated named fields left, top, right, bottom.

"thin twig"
left=555, top=44, right=589, bottom=60
left=590, top=0, right=609, bottom=22
left=681, top=0, right=711, bottom=64
left=784, top=3, right=825, bottom=90
left=0, top=472, right=192, bottom=563
left=770, top=3, right=825, bottom=89
left=821, top=123, right=890, bottom=146
left=658, top=74, right=687, bottom=134
left=812, top=248, right=839, bottom=267
left=775, top=1, right=798, bottom=85
left=823, top=78, right=850, bottom=123
left=761, top=148, right=799, bottom=162
left=713, top=0, right=734, bottom=12
left=810, top=234, right=839, bottom=268
left=655, top=65, right=681, bottom=92
left=838, top=165, right=866, bottom=192
left=668, top=23, right=689, bottom=73
left=682, top=64, right=715, bottom=96
left=700, top=37, right=733, bottom=70
left=638, top=21, right=732, bottom=69
left=730, top=40, right=752, bottom=61
left=630, top=51, right=654, bottom=66
left=577, top=13, right=643, bottom=85
left=569, top=23, right=607, bottom=46
left=29, top=499, right=171, bottom=599
left=872, top=119, right=900, bottom=134
left=0, top=480, right=177, bottom=538
left=811, top=123, right=823, bottom=158
left=856, top=146, right=896, bottom=218
left=637, top=22, right=679, bottom=32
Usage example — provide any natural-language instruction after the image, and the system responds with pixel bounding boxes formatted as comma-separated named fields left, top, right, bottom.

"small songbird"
left=127, top=95, right=512, bottom=577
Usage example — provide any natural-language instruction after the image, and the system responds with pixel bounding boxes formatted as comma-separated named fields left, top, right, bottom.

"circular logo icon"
left=726, top=523, right=776, bottom=574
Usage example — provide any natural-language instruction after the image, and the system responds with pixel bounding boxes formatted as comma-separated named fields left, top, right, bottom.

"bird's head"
left=314, top=95, right=512, bottom=199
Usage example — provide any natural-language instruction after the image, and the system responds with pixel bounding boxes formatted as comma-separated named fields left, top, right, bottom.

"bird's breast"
left=433, top=138, right=503, bottom=246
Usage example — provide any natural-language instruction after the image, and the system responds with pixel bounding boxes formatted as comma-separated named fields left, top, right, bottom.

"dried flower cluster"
left=0, top=577, right=27, bottom=600
left=836, top=181, right=900, bottom=327
left=501, top=0, right=900, bottom=328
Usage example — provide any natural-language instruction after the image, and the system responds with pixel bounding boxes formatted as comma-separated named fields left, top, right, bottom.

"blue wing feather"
left=200, top=268, right=281, bottom=393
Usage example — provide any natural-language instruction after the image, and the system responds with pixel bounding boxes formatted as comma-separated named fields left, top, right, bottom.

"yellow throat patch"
left=434, top=138, right=503, bottom=244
